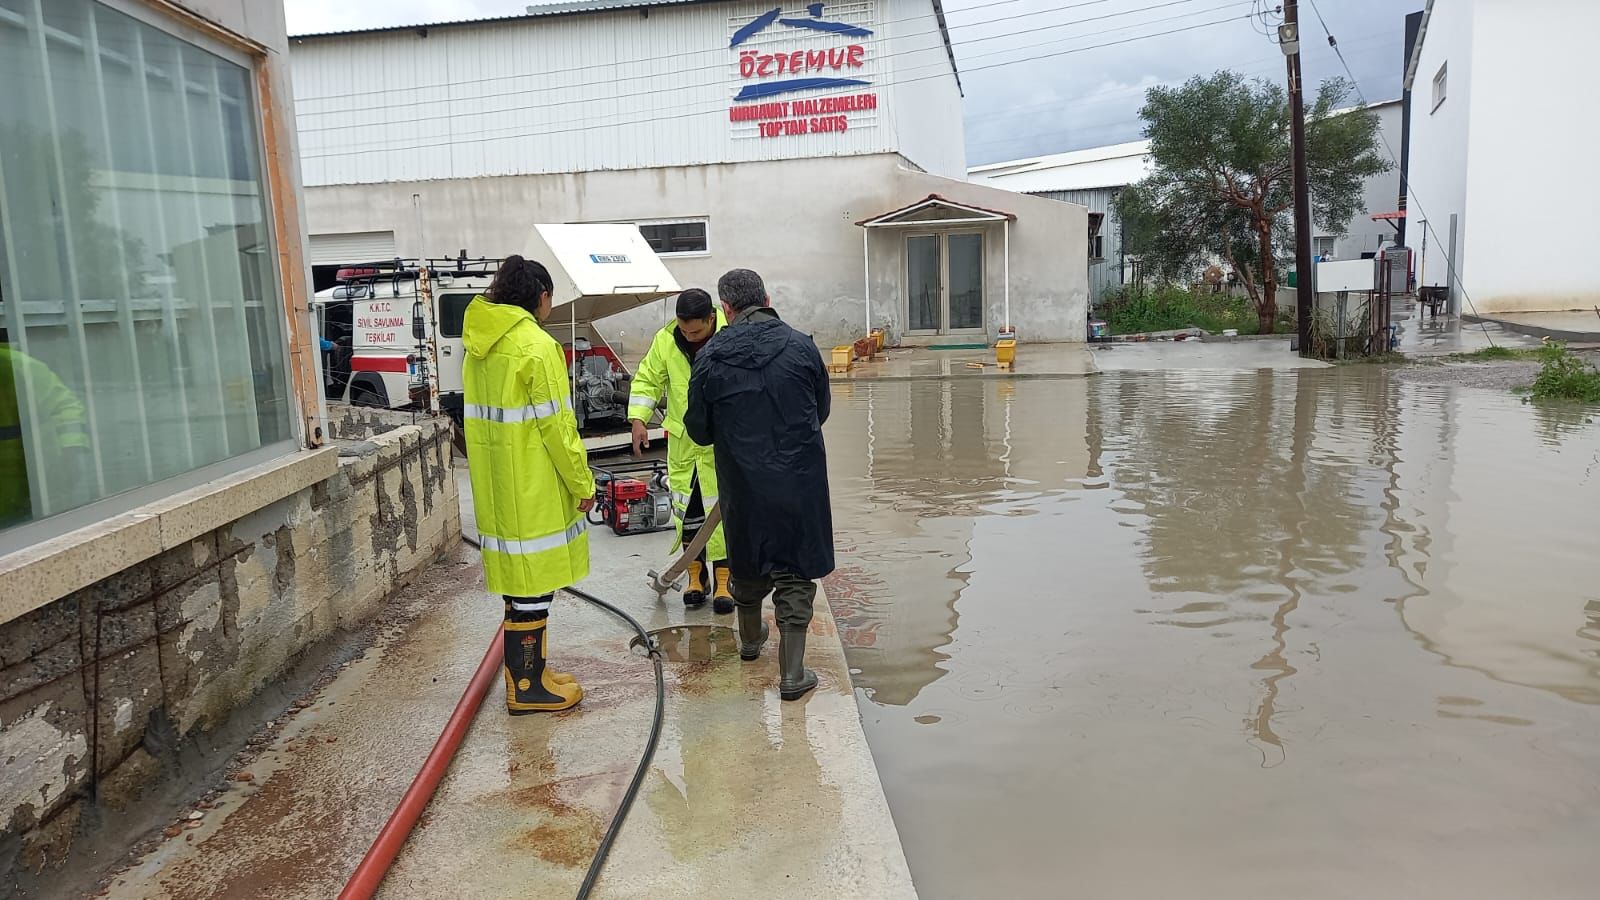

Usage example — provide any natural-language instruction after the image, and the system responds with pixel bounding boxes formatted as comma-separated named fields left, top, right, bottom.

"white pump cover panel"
left=527, top=223, right=682, bottom=325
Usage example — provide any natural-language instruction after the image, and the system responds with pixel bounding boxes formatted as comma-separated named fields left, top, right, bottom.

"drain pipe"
left=339, top=534, right=665, bottom=900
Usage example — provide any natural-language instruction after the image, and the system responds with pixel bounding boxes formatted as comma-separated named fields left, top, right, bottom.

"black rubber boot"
left=778, top=626, right=818, bottom=701
left=503, top=615, right=582, bottom=715
left=738, top=604, right=770, bottom=661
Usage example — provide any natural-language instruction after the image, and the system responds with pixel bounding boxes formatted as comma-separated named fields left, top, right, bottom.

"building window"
left=0, top=0, right=294, bottom=546
left=1087, top=212, right=1105, bottom=261
left=636, top=219, right=709, bottom=256
left=1432, top=62, right=1447, bottom=112
left=1314, top=236, right=1336, bottom=258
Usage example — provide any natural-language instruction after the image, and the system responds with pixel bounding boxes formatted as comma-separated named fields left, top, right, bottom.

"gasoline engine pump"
left=588, top=460, right=675, bottom=536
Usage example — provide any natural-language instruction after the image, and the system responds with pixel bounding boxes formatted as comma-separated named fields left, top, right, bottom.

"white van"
left=313, top=224, right=680, bottom=452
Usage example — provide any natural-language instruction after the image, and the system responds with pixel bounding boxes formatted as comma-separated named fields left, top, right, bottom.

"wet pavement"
left=1399, top=308, right=1544, bottom=357
left=98, top=473, right=912, bottom=899
left=1472, top=310, right=1600, bottom=341
left=825, top=371, right=1600, bottom=899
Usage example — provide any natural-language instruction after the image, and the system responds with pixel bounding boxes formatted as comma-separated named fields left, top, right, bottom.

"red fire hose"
left=338, top=627, right=503, bottom=900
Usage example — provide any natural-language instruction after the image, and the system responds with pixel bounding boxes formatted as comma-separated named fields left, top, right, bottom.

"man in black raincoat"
left=684, top=268, right=834, bottom=701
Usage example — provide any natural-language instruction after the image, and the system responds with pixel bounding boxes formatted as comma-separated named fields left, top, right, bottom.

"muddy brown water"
left=825, top=370, right=1600, bottom=900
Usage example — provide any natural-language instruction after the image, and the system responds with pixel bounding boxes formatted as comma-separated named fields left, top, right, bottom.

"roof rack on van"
left=333, top=252, right=505, bottom=296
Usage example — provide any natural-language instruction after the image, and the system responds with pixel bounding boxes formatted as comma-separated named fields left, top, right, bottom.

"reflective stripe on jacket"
left=462, top=295, right=596, bottom=596
left=626, top=313, right=727, bottom=561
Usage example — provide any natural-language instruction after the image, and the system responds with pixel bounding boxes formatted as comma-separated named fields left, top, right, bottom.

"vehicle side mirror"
left=411, top=301, right=426, bottom=340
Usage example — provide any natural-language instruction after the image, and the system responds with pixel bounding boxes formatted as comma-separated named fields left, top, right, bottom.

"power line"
left=962, top=27, right=1390, bottom=131
left=297, top=0, right=1222, bottom=131
left=1302, top=0, right=1494, bottom=344
left=301, top=12, right=1256, bottom=161
left=293, top=0, right=1126, bottom=107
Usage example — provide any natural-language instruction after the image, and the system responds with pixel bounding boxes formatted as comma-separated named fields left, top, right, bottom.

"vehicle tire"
left=350, top=376, right=389, bottom=408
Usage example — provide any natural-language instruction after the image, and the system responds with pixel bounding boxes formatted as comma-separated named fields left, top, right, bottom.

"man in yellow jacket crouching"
left=462, top=255, right=596, bottom=714
left=627, top=289, right=734, bottom=614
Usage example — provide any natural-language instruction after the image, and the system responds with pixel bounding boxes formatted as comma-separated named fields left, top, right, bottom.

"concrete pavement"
left=97, top=471, right=914, bottom=899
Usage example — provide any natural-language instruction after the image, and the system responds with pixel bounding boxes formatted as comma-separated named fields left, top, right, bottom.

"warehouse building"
left=290, top=0, right=1087, bottom=347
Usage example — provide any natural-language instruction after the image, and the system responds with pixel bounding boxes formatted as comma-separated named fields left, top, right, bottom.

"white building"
left=971, top=98, right=1405, bottom=305
left=1404, top=0, right=1600, bottom=313
left=290, top=0, right=1087, bottom=347
left=1316, top=99, right=1404, bottom=262
left=968, top=140, right=1151, bottom=304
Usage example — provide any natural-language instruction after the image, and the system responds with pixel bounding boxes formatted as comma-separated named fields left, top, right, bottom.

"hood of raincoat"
left=711, top=306, right=787, bottom=371
left=463, top=296, right=533, bottom=360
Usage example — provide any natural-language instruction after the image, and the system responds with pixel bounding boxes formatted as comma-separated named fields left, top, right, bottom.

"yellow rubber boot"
left=683, top=560, right=708, bottom=609
left=712, top=564, right=734, bottom=615
left=503, top=618, right=582, bottom=715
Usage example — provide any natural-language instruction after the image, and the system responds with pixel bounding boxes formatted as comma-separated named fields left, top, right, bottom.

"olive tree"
left=1116, top=72, right=1389, bottom=334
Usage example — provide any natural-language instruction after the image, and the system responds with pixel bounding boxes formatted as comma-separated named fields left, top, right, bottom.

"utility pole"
left=1280, top=0, right=1314, bottom=356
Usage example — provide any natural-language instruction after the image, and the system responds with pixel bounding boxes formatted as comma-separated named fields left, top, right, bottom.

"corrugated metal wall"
left=1035, top=188, right=1123, bottom=302
left=292, top=0, right=962, bottom=186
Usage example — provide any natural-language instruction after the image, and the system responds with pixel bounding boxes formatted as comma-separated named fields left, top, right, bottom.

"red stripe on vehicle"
left=351, top=356, right=408, bottom=373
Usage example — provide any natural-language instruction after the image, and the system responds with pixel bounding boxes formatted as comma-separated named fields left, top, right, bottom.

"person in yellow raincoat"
left=462, top=255, right=596, bottom=714
left=626, top=289, right=733, bottom=613
left=0, top=341, right=92, bottom=528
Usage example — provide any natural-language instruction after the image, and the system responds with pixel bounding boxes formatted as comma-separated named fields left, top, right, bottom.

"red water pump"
left=588, top=460, right=674, bottom=536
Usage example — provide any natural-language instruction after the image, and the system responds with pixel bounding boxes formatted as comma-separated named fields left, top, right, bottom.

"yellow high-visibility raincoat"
left=1, top=345, right=91, bottom=525
left=627, top=310, right=727, bottom=561
left=462, top=296, right=596, bottom=597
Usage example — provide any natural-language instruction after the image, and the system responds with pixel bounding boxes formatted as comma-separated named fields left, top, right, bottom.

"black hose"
left=460, top=533, right=665, bottom=900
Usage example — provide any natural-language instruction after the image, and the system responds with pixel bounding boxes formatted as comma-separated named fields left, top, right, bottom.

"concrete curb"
left=1464, top=314, right=1600, bottom=344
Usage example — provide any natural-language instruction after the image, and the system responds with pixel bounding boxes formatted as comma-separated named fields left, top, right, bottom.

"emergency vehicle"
left=313, top=223, right=680, bottom=452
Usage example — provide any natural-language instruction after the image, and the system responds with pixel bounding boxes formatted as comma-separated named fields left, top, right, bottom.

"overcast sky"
left=283, top=0, right=1414, bottom=167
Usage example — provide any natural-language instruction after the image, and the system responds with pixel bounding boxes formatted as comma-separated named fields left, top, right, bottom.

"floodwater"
left=824, top=370, right=1600, bottom=900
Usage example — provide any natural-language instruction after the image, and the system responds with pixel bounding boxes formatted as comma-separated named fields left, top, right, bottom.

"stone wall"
left=0, top=412, right=459, bottom=877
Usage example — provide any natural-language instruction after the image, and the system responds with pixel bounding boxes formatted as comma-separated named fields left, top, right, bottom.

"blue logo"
left=731, top=3, right=874, bottom=102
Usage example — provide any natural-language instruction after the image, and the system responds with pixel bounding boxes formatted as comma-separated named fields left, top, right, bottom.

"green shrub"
left=1529, top=342, right=1600, bottom=402
left=1099, top=286, right=1260, bottom=336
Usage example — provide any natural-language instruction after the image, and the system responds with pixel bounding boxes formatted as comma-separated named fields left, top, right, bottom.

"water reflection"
left=825, top=379, right=1091, bottom=706
left=826, top=370, right=1600, bottom=899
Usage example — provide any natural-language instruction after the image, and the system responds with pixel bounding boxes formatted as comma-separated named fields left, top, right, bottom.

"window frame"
left=631, top=217, right=712, bottom=258
left=0, top=0, right=299, bottom=556
left=1431, top=62, right=1447, bottom=112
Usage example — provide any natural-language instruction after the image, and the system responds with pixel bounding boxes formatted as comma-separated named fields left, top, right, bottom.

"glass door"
left=946, top=232, right=985, bottom=331
left=907, top=234, right=941, bottom=333
left=905, top=232, right=986, bottom=334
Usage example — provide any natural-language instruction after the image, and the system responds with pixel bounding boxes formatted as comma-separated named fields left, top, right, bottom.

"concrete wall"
left=1034, top=187, right=1122, bottom=304
left=1457, top=0, right=1600, bottom=312
left=1406, top=0, right=1473, bottom=301
left=0, top=411, right=459, bottom=878
left=303, top=153, right=1087, bottom=346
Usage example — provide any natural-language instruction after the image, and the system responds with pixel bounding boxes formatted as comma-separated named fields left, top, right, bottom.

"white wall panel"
left=291, top=0, right=962, bottom=186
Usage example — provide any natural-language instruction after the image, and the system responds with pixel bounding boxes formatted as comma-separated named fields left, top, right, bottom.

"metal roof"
left=289, top=0, right=964, bottom=91
left=968, top=139, right=1153, bottom=193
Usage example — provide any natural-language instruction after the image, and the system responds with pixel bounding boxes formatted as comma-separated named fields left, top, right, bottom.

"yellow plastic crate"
left=995, top=338, right=1016, bottom=368
left=830, top=345, right=853, bottom=372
